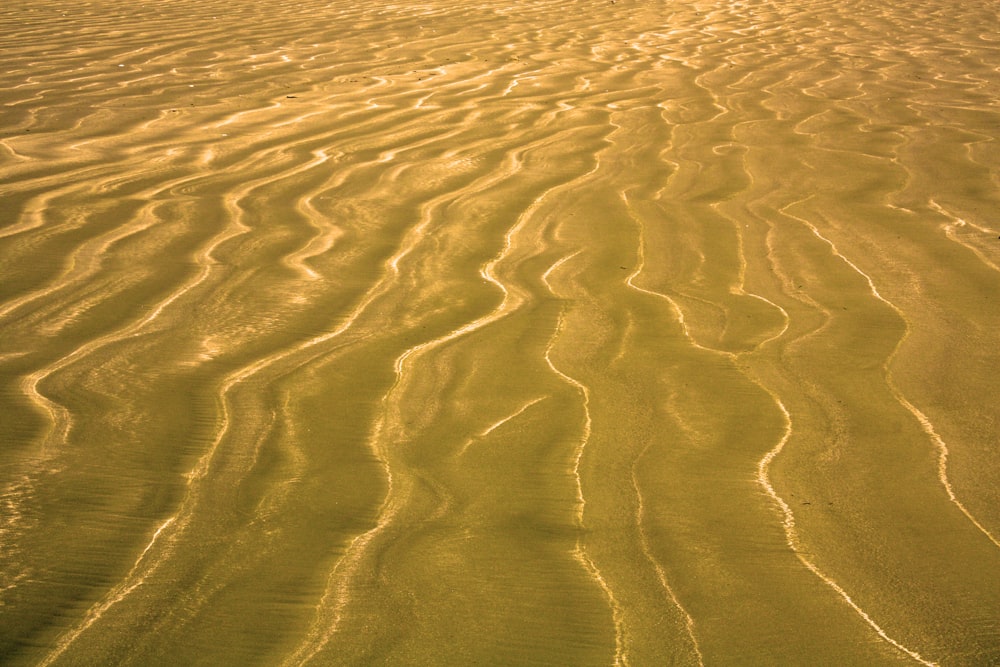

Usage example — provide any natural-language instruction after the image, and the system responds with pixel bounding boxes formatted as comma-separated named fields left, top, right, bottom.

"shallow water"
left=1, top=0, right=999, bottom=664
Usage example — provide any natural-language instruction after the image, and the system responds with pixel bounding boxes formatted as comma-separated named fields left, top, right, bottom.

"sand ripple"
left=2, top=0, right=999, bottom=664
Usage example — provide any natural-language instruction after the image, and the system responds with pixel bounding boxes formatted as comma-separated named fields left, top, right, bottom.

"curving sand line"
left=622, top=181, right=937, bottom=663
left=541, top=251, right=627, bottom=667
left=755, top=403, right=939, bottom=667
left=785, top=199, right=1000, bottom=552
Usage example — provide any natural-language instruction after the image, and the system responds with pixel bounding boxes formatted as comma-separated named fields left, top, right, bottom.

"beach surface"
left=2, top=0, right=1000, bottom=664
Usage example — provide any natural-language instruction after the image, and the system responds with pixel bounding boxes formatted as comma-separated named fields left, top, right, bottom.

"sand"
left=1, top=0, right=999, bottom=664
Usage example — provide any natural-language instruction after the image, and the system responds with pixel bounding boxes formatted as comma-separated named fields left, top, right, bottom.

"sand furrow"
left=279, top=115, right=630, bottom=663
left=785, top=202, right=1000, bottom=551
left=754, top=400, right=938, bottom=667
left=541, top=254, right=627, bottom=666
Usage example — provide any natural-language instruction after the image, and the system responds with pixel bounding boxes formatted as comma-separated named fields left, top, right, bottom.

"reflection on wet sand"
left=2, top=0, right=999, bottom=664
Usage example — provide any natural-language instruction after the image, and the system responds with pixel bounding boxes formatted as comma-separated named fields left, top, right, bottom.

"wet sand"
left=2, top=0, right=999, bottom=664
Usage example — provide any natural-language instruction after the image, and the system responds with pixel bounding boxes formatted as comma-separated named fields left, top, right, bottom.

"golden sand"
left=2, top=0, right=999, bottom=663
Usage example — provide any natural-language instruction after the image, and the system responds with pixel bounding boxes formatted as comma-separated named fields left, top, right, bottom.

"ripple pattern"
left=2, top=0, right=999, bottom=664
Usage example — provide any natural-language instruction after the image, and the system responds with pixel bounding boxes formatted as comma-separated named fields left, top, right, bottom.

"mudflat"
left=1, top=0, right=999, bottom=664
